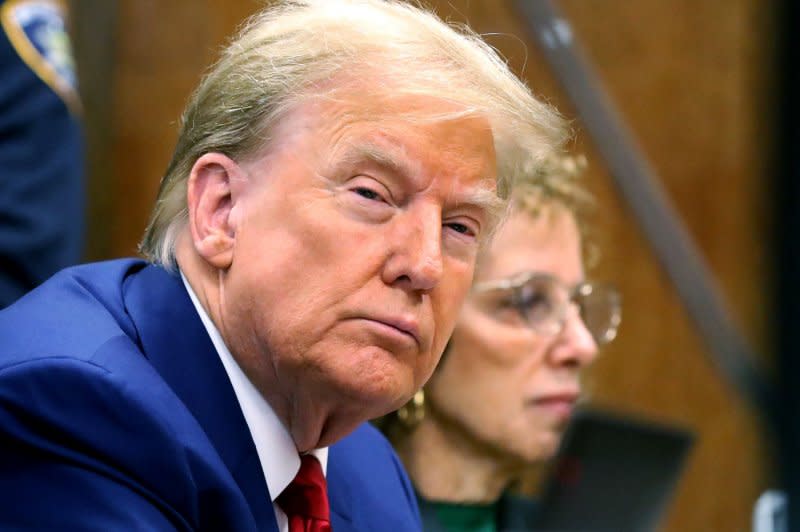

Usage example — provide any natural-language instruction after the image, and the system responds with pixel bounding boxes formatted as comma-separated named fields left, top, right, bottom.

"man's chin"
left=334, top=363, right=417, bottom=408
left=353, top=388, right=411, bottom=420
left=312, top=392, right=406, bottom=447
left=330, top=378, right=412, bottom=419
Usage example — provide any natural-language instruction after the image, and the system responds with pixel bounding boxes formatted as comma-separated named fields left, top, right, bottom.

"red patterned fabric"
left=277, top=455, right=332, bottom=532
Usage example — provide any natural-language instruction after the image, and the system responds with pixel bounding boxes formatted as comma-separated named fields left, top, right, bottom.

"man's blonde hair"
left=139, top=0, right=568, bottom=269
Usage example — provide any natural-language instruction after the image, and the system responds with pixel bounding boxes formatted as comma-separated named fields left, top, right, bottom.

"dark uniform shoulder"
left=0, top=0, right=84, bottom=308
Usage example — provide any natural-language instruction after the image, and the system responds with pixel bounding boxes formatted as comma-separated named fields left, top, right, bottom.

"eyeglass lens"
left=517, top=277, right=620, bottom=344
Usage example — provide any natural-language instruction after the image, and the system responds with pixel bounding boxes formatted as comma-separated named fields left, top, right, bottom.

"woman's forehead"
left=475, top=208, right=584, bottom=285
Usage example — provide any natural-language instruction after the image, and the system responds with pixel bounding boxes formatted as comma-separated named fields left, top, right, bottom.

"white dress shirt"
left=182, top=274, right=328, bottom=532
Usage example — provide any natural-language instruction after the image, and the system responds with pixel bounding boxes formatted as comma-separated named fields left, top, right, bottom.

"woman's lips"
left=530, top=393, right=579, bottom=420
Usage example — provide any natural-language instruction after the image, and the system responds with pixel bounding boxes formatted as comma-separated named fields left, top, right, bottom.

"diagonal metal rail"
left=514, top=0, right=773, bottom=415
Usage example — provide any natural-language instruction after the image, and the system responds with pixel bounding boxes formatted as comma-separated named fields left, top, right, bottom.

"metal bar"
left=514, top=0, right=773, bottom=414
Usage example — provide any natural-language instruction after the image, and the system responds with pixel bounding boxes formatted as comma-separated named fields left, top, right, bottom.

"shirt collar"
left=180, top=272, right=328, bottom=501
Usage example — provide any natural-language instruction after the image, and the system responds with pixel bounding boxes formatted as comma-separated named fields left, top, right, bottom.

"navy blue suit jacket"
left=0, top=259, right=421, bottom=531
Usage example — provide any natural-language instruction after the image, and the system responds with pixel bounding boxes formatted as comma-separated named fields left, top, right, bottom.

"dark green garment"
left=417, top=492, right=538, bottom=532
left=428, top=500, right=496, bottom=532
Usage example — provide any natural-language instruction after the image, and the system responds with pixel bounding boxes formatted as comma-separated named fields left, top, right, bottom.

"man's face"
left=218, top=94, right=497, bottom=443
left=425, top=208, right=599, bottom=463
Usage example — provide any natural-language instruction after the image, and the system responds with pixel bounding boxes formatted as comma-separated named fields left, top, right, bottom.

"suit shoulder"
left=328, top=422, right=421, bottom=531
left=0, top=343, right=212, bottom=463
left=330, top=421, right=410, bottom=476
left=0, top=350, right=246, bottom=529
left=0, top=258, right=148, bottom=367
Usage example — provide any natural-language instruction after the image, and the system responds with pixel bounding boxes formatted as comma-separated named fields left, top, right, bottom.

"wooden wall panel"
left=100, top=0, right=261, bottom=258
left=68, top=0, right=119, bottom=261
left=80, top=1, right=774, bottom=530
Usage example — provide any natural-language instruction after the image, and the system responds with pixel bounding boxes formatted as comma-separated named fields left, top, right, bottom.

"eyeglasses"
left=472, top=272, right=622, bottom=345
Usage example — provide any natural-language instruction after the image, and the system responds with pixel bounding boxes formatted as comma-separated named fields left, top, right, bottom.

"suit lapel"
left=123, top=264, right=277, bottom=532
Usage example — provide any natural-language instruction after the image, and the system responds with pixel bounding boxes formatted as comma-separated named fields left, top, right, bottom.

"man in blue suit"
left=0, top=1, right=567, bottom=530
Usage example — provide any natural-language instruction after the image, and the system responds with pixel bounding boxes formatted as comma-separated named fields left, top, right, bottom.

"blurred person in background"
left=0, top=0, right=84, bottom=308
left=381, top=154, right=621, bottom=531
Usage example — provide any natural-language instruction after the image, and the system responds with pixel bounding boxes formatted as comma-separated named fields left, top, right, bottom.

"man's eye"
left=353, top=187, right=383, bottom=201
left=445, top=222, right=476, bottom=237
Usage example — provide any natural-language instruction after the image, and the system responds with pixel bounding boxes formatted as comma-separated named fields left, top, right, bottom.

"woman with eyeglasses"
left=379, top=154, right=621, bottom=532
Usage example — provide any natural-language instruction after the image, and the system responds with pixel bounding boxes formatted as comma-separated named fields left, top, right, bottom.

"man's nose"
left=382, top=209, right=444, bottom=292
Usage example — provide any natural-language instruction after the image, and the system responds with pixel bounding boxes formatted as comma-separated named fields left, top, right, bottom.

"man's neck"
left=397, top=413, right=517, bottom=504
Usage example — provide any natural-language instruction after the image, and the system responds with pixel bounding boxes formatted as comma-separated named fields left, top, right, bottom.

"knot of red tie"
left=277, top=454, right=332, bottom=532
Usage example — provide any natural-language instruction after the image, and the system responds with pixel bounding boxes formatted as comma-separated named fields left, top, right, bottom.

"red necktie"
left=277, top=454, right=332, bottom=532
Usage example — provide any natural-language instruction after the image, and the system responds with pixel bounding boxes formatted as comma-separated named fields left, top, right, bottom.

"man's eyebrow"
left=338, top=141, right=417, bottom=178
left=340, top=140, right=503, bottom=218
left=451, top=185, right=505, bottom=222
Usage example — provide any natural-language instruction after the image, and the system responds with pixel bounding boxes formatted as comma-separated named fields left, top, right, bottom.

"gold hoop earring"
left=397, top=389, right=425, bottom=428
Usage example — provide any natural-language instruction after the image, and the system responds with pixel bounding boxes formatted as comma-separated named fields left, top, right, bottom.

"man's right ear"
left=186, top=152, right=244, bottom=270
